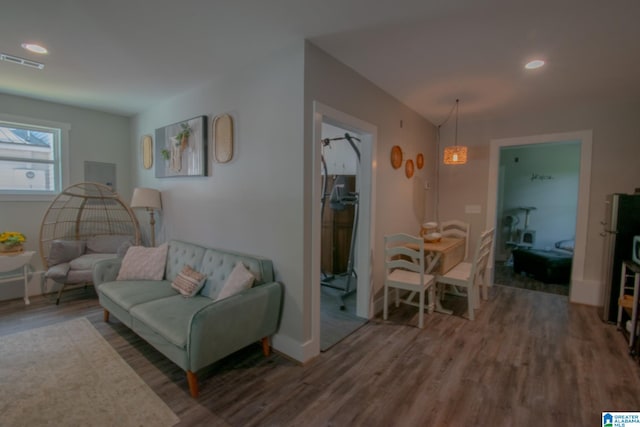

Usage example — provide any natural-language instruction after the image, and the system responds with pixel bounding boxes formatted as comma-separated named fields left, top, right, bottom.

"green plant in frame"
left=175, top=122, right=192, bottom=149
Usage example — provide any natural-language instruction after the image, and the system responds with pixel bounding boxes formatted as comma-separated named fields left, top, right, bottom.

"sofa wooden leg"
left=261, top=337, right=270, bottom=356
left=187, top=371, right=199, bottom=398
left=103, top=309, right=110, bottom=322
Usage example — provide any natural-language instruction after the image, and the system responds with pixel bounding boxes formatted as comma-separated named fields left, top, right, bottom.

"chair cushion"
left=130, top=295, right=215, bottom=349
left=87, top=235, right=134, bottom=254
left=45, top=262, right=70, bottom=280
left=48, top=240, right=85, bottom=266
left=69, top=253, right=117, bottom=270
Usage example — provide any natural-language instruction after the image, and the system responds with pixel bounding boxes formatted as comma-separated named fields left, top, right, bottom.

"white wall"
left=438, top=99, right=640, bottom=305
left=497, top=142, right=580, bottom=257
left=0, top=93, right=131, bottom=301
left=304, top=42, right=437, bottom=334
left=131, top=42, right=306, bottom=356
left=321, top=123, right=359, bottom=176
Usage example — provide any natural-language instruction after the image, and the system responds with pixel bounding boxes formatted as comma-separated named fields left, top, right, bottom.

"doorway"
left=319, top=123, right=366, bottom=350
left=311, top=102, right=376, bottom=357
left=486, top=130, right=592, bottom=304
left=493, top=142, right=580, bottom=295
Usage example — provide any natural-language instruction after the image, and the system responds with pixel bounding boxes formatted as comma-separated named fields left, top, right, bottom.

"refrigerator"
left=601, top=193, right=640, bottom=323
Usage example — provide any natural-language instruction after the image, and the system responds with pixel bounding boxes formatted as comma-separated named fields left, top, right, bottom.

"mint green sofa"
left=93, top=240, right=283, bottom=397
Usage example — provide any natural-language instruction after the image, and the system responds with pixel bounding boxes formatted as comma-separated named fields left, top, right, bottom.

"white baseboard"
left=569, top=278, right=602, bottom=306
left=271, top=333, right=314, bottom=364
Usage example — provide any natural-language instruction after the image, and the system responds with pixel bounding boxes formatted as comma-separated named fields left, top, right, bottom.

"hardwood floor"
left=1, top=284, right=639, bottom=426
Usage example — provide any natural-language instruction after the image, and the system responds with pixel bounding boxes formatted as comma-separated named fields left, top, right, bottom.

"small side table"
left=0, top=250, right=36, bottom=305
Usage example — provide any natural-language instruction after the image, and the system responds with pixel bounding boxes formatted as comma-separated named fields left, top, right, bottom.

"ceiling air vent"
left=0, top=53, right=44, bottom=70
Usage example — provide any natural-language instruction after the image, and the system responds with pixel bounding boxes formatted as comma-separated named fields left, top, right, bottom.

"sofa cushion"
left=87, top=235, right=134, bottom=254
left=214, top=262, right=255, bottom=301
left=171, top=265, right=207, bottom=297
left=48, top=240, right=85, bottom=266
left=117, top=243, right=168, bottom=281
left=165, top=241, right=207, bottom=282
left=130, top=295, right=215, bottom=349
left=69, top=253, right=117, bottom=270
left=99, top=280, right=177, bottom=311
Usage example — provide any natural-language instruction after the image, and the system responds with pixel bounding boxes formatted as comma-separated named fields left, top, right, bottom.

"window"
left=0, top=115, right=68, bottom=199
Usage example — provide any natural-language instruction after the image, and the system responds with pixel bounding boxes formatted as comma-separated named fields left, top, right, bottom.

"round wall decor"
left=405, top=159, right=414, bottom=178
left=416, top=153, right=424, bottom=169
left=213, top=114, right=234, bottom=163
left=390, top=145, right=403, bottom=169
left=142, top=135, right=153, bottom=169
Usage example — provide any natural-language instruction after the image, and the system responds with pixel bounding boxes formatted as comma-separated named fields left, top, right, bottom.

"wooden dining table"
left=405, top=236, right=466, bottom=314
left=406, top=236, right=465, bottom=274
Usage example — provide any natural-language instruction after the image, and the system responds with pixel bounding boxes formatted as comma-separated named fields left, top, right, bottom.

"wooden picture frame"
left=155, top=116, right=207, bottom=178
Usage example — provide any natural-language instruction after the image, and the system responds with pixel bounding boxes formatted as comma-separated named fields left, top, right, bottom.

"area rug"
left=0, top=317, right=179, bottom=427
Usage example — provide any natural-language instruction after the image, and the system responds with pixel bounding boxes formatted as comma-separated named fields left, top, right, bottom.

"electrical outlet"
left=424, top=181, right=431, bottom=190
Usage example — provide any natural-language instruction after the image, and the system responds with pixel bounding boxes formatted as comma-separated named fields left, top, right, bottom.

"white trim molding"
left=486, top=129, right=593, bottom=304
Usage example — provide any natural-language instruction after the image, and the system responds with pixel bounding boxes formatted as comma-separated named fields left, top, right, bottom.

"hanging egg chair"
left=39, top=182, right=141, bottom=304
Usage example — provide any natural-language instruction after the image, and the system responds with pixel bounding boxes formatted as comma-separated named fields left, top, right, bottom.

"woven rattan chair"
left=39, top=182, right=141, bottom=304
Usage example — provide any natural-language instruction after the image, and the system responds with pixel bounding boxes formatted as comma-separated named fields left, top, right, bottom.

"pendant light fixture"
left=442, top=99, right=467, bottom=165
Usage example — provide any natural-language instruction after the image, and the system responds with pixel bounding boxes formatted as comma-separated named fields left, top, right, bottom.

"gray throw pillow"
left=48, top=240, right=85, bottom=266
left=86, top=235, right=134, bottom=254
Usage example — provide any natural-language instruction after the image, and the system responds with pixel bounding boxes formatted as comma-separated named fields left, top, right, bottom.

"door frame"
left=485, top=129, right=592, bottom=303
left=310, top=101, right=377, bottom=356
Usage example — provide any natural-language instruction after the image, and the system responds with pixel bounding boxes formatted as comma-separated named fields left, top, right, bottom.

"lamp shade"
left=443, top=146, right=468, bottom=165
left=130, top=187, right=162, bottom=210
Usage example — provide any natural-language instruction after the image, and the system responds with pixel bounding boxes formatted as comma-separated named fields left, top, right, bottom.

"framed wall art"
left=155, top=115, right=207, bottom=178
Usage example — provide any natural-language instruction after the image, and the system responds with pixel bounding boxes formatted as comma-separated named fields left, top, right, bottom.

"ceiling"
left=2, top=0, right=639, bottom=123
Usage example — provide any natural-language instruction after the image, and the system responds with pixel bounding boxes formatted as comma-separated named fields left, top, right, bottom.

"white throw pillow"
left=215, top=262, right=255, bottom=301
left=116, top=243, right=168, bottom=281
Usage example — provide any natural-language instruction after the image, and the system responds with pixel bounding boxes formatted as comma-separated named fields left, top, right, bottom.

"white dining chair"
left=439, top=220, right=470, bottom=260
left=435, top=228, right=495, bottom=320
left=383, top=233, right=435, bottom=328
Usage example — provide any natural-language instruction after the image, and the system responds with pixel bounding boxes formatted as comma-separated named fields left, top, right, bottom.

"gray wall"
left=0, top=93, right=131, bottom=301
left=437, top=99, right=640, bottom=305
left=304, top=42, right=437, bottom=337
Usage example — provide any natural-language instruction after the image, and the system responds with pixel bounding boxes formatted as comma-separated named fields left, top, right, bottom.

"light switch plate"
left=465, top=204, right=482, bottom=214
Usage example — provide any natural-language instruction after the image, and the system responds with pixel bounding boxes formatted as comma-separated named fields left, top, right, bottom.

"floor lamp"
left=131, top=187, right=162, bottom=247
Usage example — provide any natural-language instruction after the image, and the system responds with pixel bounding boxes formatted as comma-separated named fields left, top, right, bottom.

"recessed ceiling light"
left=525, top=59, right=545, bottom=70
left=21, top=43, right=48, bottom=54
